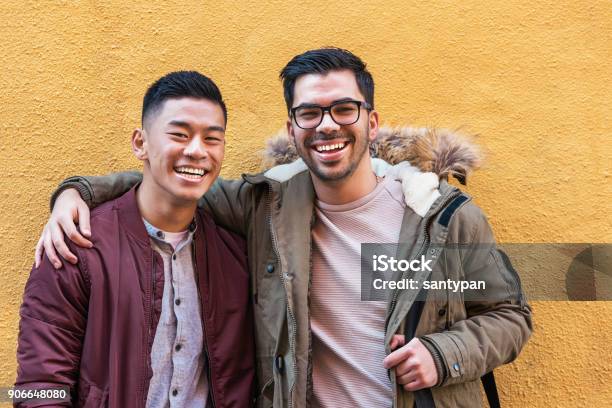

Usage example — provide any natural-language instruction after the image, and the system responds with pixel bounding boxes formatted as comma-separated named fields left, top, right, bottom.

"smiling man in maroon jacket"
left=15, top=71, right=254, bottom=407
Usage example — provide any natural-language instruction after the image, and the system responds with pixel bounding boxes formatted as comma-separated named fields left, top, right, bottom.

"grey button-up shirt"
left=143, top=219, right=209, bottom=408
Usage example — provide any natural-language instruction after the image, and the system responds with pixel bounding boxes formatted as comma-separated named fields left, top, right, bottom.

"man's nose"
left=316, top=111, right=340, bottom=134
left=184, top=136, right=208, bottom=159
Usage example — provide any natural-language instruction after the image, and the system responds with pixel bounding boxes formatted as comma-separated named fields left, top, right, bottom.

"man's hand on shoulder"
left=35, top=188, right=92, bottom=269
left=383, top=335, right=438, bottom=391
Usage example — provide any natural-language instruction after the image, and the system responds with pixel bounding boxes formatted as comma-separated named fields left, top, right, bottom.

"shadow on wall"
left=498, top=243, right=612, bottom=301
left=566, top=244, right=612, bottom=300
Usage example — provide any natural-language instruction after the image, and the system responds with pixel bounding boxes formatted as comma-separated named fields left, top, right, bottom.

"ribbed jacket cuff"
left=49, top=178, right=93, bottom=211
left=419, top=336, right=447, bottom=387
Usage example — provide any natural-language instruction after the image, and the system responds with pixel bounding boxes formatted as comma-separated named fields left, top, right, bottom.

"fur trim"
left=260, top=129, right=299, bottom=170
left=371, top=126, right=482, bottom=185
left=261, top=126, right=482, bottom=185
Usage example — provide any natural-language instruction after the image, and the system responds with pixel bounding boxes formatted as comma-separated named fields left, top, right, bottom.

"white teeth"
left=175, top=167, right=205, bottom=176
left=315, top=142, right=346, bottom=152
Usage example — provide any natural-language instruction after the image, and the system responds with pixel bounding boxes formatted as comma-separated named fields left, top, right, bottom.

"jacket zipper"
left=387, top=220, right=429, bottom=332
left=193, top=241, right=217, bottom=408
left=266, top=183, right=297, bottom=408
left=150, top=252, right=156, bottom=339
left=142, top=250, right=155, bottom=407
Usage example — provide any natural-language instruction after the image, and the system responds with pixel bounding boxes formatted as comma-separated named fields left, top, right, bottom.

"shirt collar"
left=142, top=218, right=197, bottom=241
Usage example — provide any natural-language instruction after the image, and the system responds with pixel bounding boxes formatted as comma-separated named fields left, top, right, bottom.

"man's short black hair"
left=141, top=70, right=227, bottom=126
left=279, top=47, right=374, bottom=113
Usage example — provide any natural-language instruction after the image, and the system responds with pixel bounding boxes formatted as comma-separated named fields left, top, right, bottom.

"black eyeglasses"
left=290, top=100, right=372, bottom=129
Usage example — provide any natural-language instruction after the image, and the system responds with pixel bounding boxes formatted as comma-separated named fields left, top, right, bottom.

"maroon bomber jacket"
left=15, top=186, right=255, bottom=407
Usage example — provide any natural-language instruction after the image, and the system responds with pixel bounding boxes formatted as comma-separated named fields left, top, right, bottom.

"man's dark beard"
left=299, top=124, right=370, bottom=182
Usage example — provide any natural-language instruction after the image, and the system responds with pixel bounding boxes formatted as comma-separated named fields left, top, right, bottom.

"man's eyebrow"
left=293, top=97, right=356, bottom=109
left=167, top=120, right=193, bottom=130
left=206, top=125, right=226, bottom=133
left=167, top=120, right=225, bottom=132
left=331, top=97, right=356, bottom=104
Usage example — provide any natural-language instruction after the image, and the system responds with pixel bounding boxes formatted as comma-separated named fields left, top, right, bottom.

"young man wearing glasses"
left=35, top=48, right=531, bottom=407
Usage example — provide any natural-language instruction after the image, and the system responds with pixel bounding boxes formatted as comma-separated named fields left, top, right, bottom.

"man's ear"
left=286, top=117, right=296, bottom=143
left=132, top=128, right=148, bottom=161
left=368, top=110, right=379, bottom=143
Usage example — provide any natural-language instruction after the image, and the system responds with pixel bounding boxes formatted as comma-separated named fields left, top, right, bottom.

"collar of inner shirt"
left=142, top=218, right=197, bottom=242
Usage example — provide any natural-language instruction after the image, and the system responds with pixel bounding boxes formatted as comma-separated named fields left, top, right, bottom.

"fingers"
left=63, top=222, right=93, bottom=249
left=403, top=379, right=426, bottom=392
left=394, top=356, right=418, bottom=376
left=385, top=336, right=439, bottom=391
left=383, top=343, right=414, bottom=369
left=37, top=187, right=90, bottom=269
left=49, top=220, right=78, bottom=265
left=396, top=361, right=429, bottom=391
left=77, top=202, right=91, bottom=238
left=61, top=209, right=93, bottom=248
left=397, top=369, right=418, bottom=385
left=34, top=233, right=44, bottom=268
left=390, top=334, right=406, bottom=350
left=43, top=225, right=62, bottom=269
left=54, top=187, right=91, bottom=245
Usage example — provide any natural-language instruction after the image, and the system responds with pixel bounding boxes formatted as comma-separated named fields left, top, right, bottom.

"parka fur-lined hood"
left=261, top=126, right=482, bottom=185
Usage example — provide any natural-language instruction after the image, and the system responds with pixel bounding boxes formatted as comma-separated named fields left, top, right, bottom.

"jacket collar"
left=242, top=159, right=308, bottom=186
left=113, top=185, right=203, bottom=246
left=243, top=157, right=457, bottom=218
left=113, top=185, right=150, bottom=245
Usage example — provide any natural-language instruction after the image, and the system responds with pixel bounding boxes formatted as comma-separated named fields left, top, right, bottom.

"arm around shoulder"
left=199, top=177, right=253, bottom=236
left=50, top=171, right=143, bottom=210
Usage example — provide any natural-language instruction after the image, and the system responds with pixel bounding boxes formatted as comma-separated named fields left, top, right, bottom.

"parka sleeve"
left=198, top=177, right=253, bottom=236
left=50, top=171, right=142, bottom=210
left=15, top=244, right=90, bottom=407
left=419, top=204, right=533, bottom=387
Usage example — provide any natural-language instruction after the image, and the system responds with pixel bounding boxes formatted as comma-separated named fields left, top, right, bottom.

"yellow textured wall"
left=1, top=1, right=610, bottom=406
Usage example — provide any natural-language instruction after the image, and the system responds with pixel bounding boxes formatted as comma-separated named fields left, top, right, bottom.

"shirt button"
left=156, top=231, right=163, bottom=239
left=175, top=299, right=181, bottom=306
left=175, top=344, right=182, bottom=352
left=266, top=263, right=275, bottom=274
left=172, top=389, right=178, bottom=396
left=453, top=362, right=460, bottom=372
left=172, top=254, right=177, bottom=261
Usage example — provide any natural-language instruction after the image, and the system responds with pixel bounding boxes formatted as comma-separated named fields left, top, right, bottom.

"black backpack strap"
left=437, top=194, right=469, bottom=227
left=404, top=298, right=436, bottom=408
left=481, top=371, right=500, bottom=408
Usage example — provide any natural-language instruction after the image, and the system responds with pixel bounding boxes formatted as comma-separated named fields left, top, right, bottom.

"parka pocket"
left=257, top=377, right=274, bottom=408
left=431, top=379, right=483, bottom=408
left=256, top=355, right=275, bottom=402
